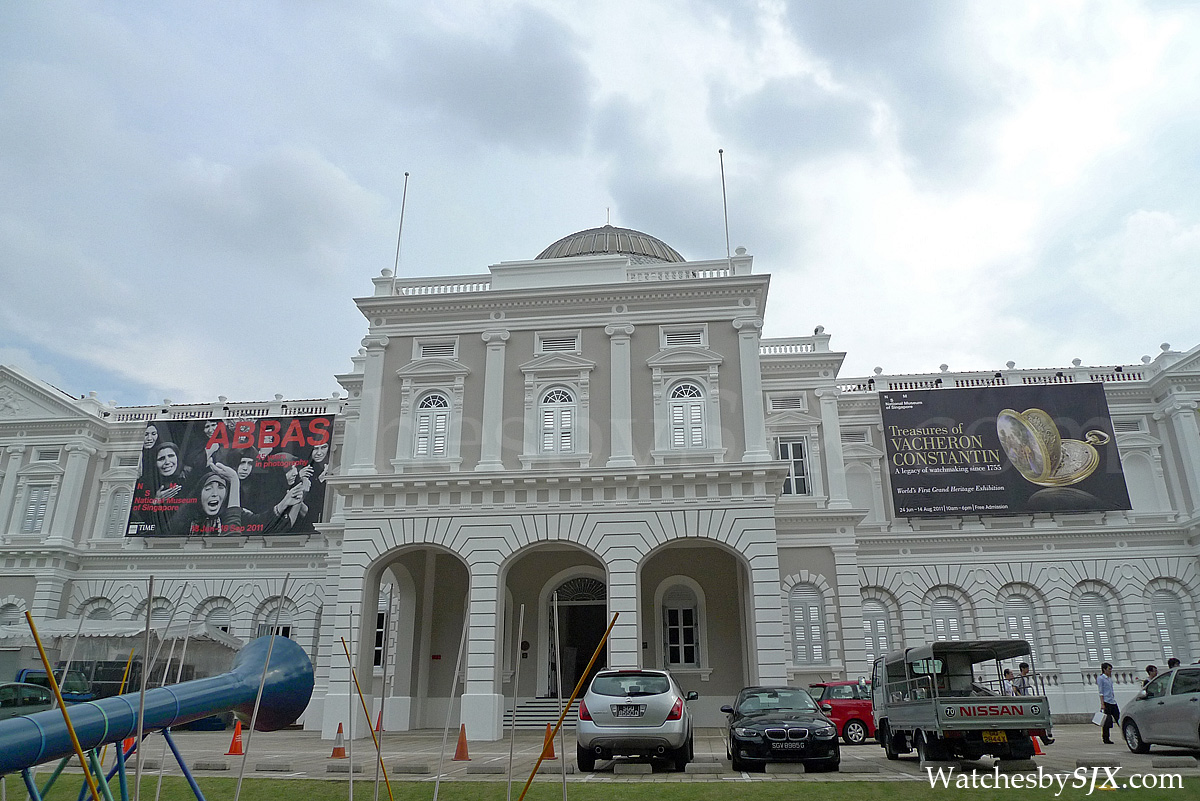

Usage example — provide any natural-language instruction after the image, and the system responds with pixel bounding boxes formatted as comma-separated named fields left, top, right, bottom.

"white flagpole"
left=506, top=605, right=526, bottom=801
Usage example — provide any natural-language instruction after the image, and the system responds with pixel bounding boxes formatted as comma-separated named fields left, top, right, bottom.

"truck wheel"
left=882, top=724, right=901, bottom=761
left=843, top=719, right=868, bottom=745
left=915, top=732, right=930, bottom=762
left=1122, top=721, right=1150, bottom=754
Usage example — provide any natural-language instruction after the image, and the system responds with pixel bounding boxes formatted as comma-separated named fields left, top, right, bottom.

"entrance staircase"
left=504, top=697, right=580, bottom=731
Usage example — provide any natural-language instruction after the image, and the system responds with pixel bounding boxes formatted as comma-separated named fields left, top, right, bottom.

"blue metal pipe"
left=0, top=636, right=313, bottom=775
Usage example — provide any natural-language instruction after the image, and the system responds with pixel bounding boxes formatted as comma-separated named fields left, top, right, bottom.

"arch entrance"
left=548, top=576, right=607, bottom=696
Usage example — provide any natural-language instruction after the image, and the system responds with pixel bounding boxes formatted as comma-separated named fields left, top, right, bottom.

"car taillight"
left=578, top=700, right=592, bottom=721
left=667, top=698, right=683, bottom=721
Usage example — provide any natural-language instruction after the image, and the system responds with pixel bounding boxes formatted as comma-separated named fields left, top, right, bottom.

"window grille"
left=669, top=383, right=705, bottom=449
left=206, top=607, right=232, bottom=634
left=862, top=600, right=890, bottom=665
left=539, top=388, right=575, bottom=453
left=105, top=488, right=132, bottom=538
left=790, top=584, right=825, bottom=663
left=414, top=393, right=450, bottom=457
left=539, top=335, right=578, bottom=353
left=21, top=485, right=51, bottom=534
left=931, top=597, right=964, bottom=641
left=36, top=449, right=60, bottom=462
left=1150, top=590, right=1191, bottom=662
left=418, top=341, right=456, bottom=358
left=1079, top=592, right=1114, bottom=663
left=664, top=330, right=704, bottom=347
left=770, top=396, right=804, bottom=411
left=1003, top=595, right=1038, bottom=661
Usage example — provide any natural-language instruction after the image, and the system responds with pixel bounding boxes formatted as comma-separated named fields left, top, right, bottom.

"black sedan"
left=722, top=686, right=840, bottom=772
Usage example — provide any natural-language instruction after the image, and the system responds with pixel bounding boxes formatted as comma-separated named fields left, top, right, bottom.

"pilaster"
left=734, top=317, right=771, bottom=461
left=347, top=336, right=388, bottom=476
left=476, top=329, right=509, bottom=471
left=817, top=388, right=852, bottom=509
left=606, top=323, right=636, bottom=468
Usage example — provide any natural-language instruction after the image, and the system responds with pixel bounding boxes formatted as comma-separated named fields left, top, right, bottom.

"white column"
left=604, top=552, right=642, bottom=669
left=347, top=335, right=388, bottom=476
left=606, top=323, right=636, bottom=468
left=0, top=445, right=25, bottom=535
left=460, top=560, right=504, bottom=740
left=746, top=544, right=788, bottom=684
left=832, top=544, right=866, bottom=677
left=1161, top=399, right=1200, bottom=513
left=476, top=329, right=509, bottom=471
left=817, top=388, right=852, bottom=509
left=47, top=443, right=95, bottom=545
left=734, top=317, right=771, bottom=461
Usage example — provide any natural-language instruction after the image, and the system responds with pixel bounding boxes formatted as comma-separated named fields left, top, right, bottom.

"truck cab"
left=871, top=640, right=1052, bottom=762
left=15, top=667, right=96, bottom=704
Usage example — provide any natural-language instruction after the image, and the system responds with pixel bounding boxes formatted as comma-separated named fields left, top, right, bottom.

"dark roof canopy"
left=536, top=225, right=684, bottom=263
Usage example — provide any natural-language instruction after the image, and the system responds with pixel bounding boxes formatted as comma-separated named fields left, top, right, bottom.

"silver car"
left=1121, top=665, right=1200, bottom=752
left=576, top=668, right=697, bottom=771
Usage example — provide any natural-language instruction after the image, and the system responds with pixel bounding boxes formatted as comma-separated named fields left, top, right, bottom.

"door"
left=552, top=602, right=607, bottom=695
left=1135, top=674, right=1172, bottom=742
left=1161, top=668, right=1200, bottom=745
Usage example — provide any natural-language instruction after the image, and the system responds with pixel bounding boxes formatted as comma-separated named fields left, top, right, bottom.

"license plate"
left=771, top=742, right=804, bottom=750
left=982, top=730, right=1007, bottom=743
left=611, top=704, right=645, bottom=718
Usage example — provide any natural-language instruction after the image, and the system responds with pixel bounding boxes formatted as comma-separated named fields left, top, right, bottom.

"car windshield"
left=27, top=671, right=90, bottom=694
left=737, top=689, right=817, bottom=714
left=590, top=673, right=671, bottom=697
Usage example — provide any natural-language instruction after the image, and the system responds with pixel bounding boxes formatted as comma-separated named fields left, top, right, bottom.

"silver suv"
left=576, top=668, right=696, bottom=771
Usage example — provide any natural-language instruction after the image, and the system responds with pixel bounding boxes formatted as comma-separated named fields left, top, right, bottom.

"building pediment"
left=17, top=461, right=65, bottom=477
left=1161, top=343, right=1200, bottom=375
left=0, top=365, right=94, bottom=422
left=395, top=358, right=471, bottom=380
left=519, top=353, right=596, bottom=374
left=766, top=410, right=822, bottom=427
left=645, top=347, right=724, bottom=369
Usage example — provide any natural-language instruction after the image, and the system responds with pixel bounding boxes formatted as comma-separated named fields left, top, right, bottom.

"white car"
left=1121, top=666, right=1200, bottom=753
left=576, top=668, right=696, bottom=771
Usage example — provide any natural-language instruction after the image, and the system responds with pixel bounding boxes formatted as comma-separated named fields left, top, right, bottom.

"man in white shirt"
left=1097, top=662, right=1118, bottom=744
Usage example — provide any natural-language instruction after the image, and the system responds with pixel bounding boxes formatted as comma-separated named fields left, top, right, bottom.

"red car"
left=809, top=681, right=875, bottom=745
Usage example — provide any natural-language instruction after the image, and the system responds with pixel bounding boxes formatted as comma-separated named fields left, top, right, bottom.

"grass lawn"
left=18, top=775, right=1198, bottom=801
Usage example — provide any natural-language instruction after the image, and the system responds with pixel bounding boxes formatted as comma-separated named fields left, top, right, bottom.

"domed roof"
left=536, top=225, right=684, bottom=264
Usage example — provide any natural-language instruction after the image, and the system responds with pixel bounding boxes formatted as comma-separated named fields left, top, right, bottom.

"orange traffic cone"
left=375, top=709, right=384, bottom=733
left=330, top=722, right=347, bottom=759
left=225, top=720, right=244, bottom=756
left=541, top=722, right=557, bottom=760
left=452, top=724, right=471, bottom=761
left=1032, top=736, right=1045, bottom=756
left=122, top=735, right=137, bottom=755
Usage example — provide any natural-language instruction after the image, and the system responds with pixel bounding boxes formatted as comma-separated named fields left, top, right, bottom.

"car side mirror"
left=720, top=704, right=734, bottom=714
left=820, top=703, right=833, bottom=714
left=1136, top=690, right=1148, bottom=701
left=686, top=691, right=698, bottom=701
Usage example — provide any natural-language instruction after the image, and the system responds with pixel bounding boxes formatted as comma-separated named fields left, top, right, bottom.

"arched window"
left=539, top=388, right=576, bottom=453
left=414, top=393, right=450, bottom=457
left=662, top=584, right=700, bottom=668
left=862, top=600, right=890, bottom=665
left=256, top=599, right=295, bottom=639
left=1078, top=592, right=1114, bottom=664
left=1150, top=590, right=1191, bottom=662
left=105, top=488, right=132, bottom=538
left=87, top=606, right=112, bottom=621
left=0, top=604, right=20, bottom=626
left=931, top=597, right=963, bottom=641
left=1003, top=595, right=1039, bottom=660
left=205, top=606, right=233, bottom=634
left=790, top=584, right=826, bottom=663
left=669, top=382, right=706, bottom=449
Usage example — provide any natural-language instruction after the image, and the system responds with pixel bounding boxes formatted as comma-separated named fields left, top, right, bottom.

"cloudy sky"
left=2, top=1, right=1198, bottom=407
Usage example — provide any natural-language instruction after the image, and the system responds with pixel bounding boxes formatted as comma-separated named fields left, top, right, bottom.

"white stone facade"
left=1, top=228, right=1197, bottom=738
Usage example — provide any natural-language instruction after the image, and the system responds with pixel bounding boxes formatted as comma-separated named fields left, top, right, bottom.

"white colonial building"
left=1, top=225, right=1197, bottom=739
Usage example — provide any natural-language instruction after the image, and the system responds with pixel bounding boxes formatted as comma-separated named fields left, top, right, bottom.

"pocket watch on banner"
left=996, top=408, right=1110, bottom=487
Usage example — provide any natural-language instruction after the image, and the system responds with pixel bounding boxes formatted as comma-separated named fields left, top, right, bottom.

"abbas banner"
left=126, top=415, right=335, bottom=537
left=880, top=384, right=1130, bottom=518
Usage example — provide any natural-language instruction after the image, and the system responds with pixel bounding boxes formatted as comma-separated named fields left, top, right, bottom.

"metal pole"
left=372, top=586, right=394, bottom=801
left=432, top=604, right=470, bottom=801
left=340, top=638, right=394, bottom=801
left=233, top=573, right=291, bottom=801
left=133, top=576, right=154, bottom=801
left=552, top=594, right=567, bottom=801
left=348, top=606, right=355, bottom=801
left=517, top=612, right=618, bottom=801
left=506, top=605, right=525, bottom=801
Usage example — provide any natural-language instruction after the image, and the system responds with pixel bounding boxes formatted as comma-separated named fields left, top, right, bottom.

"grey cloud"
left=153, top=149, right=384, bottom=276
left=387, top=9, right=594, bottom=153
left=781, top=1, right=1006, bottom=183
left=714, top=76, right=875, bottom=159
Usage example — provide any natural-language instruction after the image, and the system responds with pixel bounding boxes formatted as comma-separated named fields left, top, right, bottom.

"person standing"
left=1143, top=664, right=1159, bottom=687
left=1013, top=662, right=1033, bottom=695
left=1098, top=662, right=1119, bottom=744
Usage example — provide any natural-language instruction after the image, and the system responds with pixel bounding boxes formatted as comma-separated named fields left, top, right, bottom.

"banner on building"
left=879, top=384, right=1130, bottom=518
left=126, top=415, right=335, bottom=537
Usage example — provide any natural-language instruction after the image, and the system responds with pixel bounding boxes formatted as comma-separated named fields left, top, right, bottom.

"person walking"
left=1098, top=662, right=1119, bottom=744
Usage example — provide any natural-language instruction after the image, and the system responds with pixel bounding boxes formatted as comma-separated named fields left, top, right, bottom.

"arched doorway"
left=548, top=576, right=607, bottom=696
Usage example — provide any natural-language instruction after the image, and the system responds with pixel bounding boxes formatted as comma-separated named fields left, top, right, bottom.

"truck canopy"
left=886, top=639, right=1032, bottom=666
